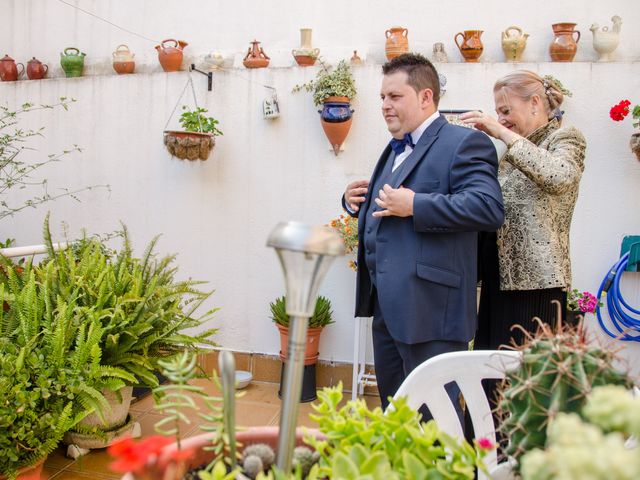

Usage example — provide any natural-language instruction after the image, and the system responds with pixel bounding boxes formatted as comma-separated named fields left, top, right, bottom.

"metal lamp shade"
left=267, top=221, right=344, bottom=472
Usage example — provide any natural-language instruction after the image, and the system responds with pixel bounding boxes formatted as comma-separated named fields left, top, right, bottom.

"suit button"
left=367, top=228, right=372, bottom=234
left=366, top=249, right=371, bottom=254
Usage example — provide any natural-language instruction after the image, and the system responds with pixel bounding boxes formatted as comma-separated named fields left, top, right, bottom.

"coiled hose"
left=596, top=252, right=640, bottom=342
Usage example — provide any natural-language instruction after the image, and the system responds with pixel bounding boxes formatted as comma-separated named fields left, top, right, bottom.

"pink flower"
left=476, top=437, right=494, bottom=450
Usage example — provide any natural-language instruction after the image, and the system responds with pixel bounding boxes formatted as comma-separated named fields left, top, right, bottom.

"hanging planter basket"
left=163, top=130, right=215, bottom=161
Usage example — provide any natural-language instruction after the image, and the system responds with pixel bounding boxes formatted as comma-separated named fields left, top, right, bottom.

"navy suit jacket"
left=346, top=115, right=504, bottom=344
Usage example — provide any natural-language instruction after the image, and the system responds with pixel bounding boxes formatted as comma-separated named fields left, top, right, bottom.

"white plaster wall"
left=1, top=0, right=640, bottom=377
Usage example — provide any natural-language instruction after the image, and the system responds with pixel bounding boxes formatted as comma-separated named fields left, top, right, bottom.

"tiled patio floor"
left=43, top=381, right=381, bottom=479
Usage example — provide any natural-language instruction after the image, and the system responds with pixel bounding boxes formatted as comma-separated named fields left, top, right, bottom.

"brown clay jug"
left=155, top=39, right=188, bottom=72
left=385, top=27, right=409, bottom=60
left=243, top=40, right=270, bottom=69
left=549, top=23, right=580, bottom=62
left=26, top=57, right=48, bottom=80
left=0, top=55, right=24, bottom=81
left=455, top=30, right=484, bottom=62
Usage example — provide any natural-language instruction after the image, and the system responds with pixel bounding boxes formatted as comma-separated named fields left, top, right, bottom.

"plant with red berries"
left=609, top=100, right=640, bottom=128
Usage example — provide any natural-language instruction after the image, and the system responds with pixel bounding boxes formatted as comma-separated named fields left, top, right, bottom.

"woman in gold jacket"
left=461, top=70, right=586, bottom=349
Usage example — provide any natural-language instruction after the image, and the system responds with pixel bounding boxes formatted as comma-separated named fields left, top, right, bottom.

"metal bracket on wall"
left=189, top=64, right=213, bottom=92
left=620, top=235, right=640, bottom=272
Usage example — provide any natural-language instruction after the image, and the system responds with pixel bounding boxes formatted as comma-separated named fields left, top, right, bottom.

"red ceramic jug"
left=0, top=54, right=24, bottom=81
left=26, top=57, right=48, bottom=80
left=155, top=39, right=188, bottom=72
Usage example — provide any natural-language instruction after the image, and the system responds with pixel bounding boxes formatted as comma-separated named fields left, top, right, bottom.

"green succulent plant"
left=306, top=384, right=491, bottom=479
left=520, top=386, right=640, bottom=480
left=269, top=296, right=334, bottom=329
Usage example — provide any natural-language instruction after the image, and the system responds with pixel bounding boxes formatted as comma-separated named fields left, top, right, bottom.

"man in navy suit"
left=343, top=53, right=504, bottom=410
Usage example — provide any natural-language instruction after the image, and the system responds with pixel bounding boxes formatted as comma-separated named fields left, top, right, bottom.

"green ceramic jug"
left=60, top=47, right=86, bottom=78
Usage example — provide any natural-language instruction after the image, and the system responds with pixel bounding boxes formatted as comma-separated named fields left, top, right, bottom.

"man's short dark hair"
left=382, top=53, right=440, bottom=107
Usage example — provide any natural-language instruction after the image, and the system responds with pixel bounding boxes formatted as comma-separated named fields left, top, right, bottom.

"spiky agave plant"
left=496, top=308, right=634, bottom=467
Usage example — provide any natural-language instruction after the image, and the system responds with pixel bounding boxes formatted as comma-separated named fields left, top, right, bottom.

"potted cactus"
left=163, top=106, right=223, bottom=161
left=496, top=317, right=634, bottom=472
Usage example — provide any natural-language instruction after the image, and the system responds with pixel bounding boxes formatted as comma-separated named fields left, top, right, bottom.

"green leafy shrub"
left=11, top=216, right=219, bottom=388
left=0, top=269, right=133, bottom=477
left=292, top=60, right=357, bottom=107
left=269, top=296, right=334, bottom=329
left=179, top=106, right=223, bottom=136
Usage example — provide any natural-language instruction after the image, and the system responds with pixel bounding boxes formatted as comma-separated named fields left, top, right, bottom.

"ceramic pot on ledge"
left=501, top=25, right=529, bottom=61
left=112, top=44, right=135, bottom=74
left=590, top=15, right=622, bottom=62
left=455, top=30, right=484, bottom=62
left=385, top=26, right=409, bottom=60
left=155, top=39, right=188, bottom=72
left=243, top=39, right=270, bottom=68
left=0, top=54, right=24, bottom=81
left=26, top=57, right=48, bottom=79
left=549, top=23, right=580, bottom=62
left=292, top=28, right=320, bottom=66
left=60, top=47, right=86, bottom=78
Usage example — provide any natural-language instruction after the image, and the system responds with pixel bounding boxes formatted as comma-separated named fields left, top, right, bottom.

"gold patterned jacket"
left=496, top=119, right=586, bottom=291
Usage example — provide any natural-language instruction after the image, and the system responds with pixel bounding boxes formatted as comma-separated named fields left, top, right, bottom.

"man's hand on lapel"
left=373, top=184, right=414, bottom=217
left=344, top=179, right=370, bottom=213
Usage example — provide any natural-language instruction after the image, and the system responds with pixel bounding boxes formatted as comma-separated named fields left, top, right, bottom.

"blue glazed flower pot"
left=319, top=96, right=354, bottom=123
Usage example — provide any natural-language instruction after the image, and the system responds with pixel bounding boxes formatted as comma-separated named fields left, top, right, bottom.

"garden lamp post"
left=267, top=221, right=344, bottom=473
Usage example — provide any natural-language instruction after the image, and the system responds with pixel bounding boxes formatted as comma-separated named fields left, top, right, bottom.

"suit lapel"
left=390, top=115, right=447, bottom=189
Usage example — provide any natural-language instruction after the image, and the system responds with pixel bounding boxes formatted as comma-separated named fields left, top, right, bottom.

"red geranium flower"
left=610, top=100, right=631, bottom=122
left=108, top=435, right=173, bottom=474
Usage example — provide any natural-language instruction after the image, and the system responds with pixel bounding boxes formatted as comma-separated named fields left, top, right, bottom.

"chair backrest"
left=392, top=350, right=522, bottom=478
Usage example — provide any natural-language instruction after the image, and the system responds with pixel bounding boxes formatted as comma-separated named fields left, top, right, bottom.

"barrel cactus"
left=496, top=317, right=633, bottom=465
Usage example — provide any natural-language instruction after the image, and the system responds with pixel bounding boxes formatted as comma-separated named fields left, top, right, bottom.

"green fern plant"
left=0, top=271, right=133, bottom=477
left=37, top=215, right=219, bottom=387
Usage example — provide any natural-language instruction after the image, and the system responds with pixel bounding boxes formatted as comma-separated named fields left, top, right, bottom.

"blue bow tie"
left=389, top=133, right=414, bottom=155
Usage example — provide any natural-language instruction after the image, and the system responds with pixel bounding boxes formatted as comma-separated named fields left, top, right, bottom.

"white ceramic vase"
left=590, top=15, right=622, bottom=62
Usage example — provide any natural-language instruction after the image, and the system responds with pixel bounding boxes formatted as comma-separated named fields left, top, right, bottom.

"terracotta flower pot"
left=163, top=131, right=215, bottom=161
left=630, top=133, right=640, bottom=161
left=318, top=96, right=354, bottom=156
left=120, top=426, right=324, bottom=480
left=0, top=457, right=45, bottom=480
left=276, top=324, right=324, bottom=366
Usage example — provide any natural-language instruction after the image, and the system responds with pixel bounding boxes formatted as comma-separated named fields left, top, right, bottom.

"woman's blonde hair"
left=494, top=70, right=564, bottom=120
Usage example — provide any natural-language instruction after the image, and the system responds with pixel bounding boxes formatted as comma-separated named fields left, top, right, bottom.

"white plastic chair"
left=392, top=350, right=522, bottom=480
